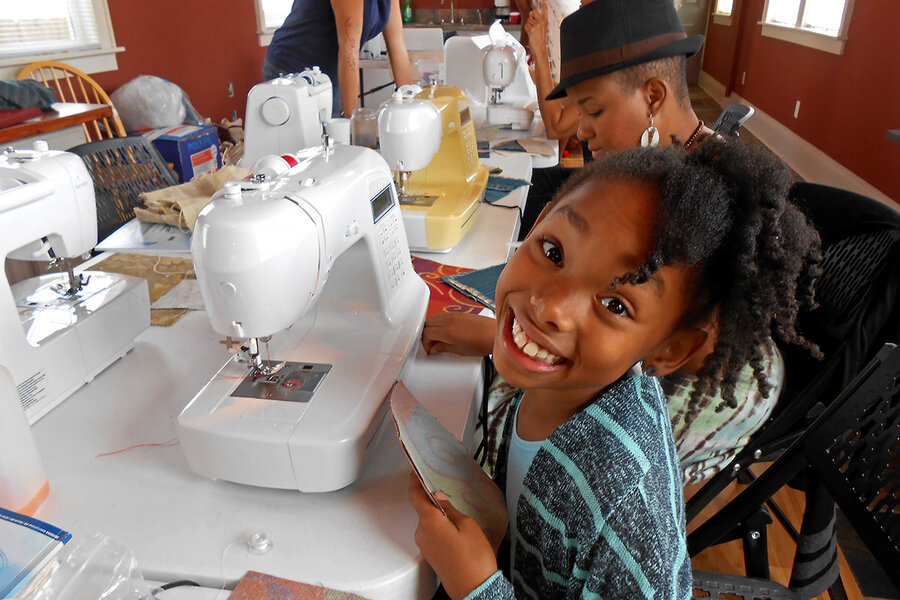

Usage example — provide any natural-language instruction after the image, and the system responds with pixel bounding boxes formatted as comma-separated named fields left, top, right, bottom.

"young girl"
left=410, top=138, right=821, bottom=599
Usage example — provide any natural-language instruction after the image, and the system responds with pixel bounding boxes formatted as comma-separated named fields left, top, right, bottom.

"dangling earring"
left=640, top=113, right=660, bottom=148
left=643, top=364, right=657, bottom=377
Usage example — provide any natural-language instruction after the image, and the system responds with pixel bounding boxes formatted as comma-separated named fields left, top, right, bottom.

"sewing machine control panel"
left=372, top=185, right=407, bottom=291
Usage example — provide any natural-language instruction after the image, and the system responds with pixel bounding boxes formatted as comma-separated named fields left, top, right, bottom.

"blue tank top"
left=266, top=0, right=391, bottom=84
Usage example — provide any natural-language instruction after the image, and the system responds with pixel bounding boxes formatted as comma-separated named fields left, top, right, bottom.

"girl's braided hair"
left=553, top=137, right=823, bottom=414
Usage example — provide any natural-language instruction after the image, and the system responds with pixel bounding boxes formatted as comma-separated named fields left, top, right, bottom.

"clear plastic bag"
left=111, top=75, right=204, bottom=133
left=18, top=533, right=161, bottom=600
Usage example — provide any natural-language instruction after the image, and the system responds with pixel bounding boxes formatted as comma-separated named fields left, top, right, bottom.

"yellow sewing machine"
left=378, top=84, right=488, bottom=253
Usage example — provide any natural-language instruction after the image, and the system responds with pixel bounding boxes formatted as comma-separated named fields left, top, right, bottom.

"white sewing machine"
left=240, top=67, right=333, bottom=168
left=177, top=143, right=429, bottom=492
left=444, top=21, right=536, bottom=130
left=0, top=143, right=150, bottom=424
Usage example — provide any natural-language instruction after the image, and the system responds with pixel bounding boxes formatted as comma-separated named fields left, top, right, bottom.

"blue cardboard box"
left=143, top=124, right=221, bottom=182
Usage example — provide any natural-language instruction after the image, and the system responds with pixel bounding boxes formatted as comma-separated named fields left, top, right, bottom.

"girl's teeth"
left=511, top=315, right=562, bottom=364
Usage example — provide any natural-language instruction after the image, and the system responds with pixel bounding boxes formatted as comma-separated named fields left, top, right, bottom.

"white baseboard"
left=698, top=71, right=897, bottom=208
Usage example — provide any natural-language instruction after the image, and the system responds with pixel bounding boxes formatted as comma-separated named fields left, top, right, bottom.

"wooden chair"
left=16, top=61, right=126, bottom=142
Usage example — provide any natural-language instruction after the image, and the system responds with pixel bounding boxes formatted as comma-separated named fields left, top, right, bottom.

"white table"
left=29, top=150, right=534, bottom=599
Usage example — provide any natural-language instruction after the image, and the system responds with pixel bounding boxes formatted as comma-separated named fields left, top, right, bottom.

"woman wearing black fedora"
left=519, top=0, right=714, bottom=238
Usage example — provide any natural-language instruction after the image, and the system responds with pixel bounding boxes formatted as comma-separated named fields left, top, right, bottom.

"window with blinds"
left=257, top=0, right=293, bottom=32
left=0, top=0, right=103, bottom=59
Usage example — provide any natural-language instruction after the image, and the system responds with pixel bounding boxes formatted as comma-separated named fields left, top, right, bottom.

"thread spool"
left=0, top=366, right=49, bottom=515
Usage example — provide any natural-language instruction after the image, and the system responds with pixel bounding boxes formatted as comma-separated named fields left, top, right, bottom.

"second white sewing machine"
left=177, top=143, right=429, bottom=492
left=0, top=144, right=150, bottom=424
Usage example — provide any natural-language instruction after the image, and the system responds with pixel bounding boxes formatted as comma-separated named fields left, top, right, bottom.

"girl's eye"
left=600, top=297, right=629, bottom=317
left=541, top=239, right=563, bottom=264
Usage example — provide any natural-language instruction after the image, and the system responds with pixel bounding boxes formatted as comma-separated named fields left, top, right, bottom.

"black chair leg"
left=743, top=507, right=773, bottom=579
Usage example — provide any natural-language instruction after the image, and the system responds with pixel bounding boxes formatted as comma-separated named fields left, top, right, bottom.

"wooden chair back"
left=16, top=61, right=126, bottom=142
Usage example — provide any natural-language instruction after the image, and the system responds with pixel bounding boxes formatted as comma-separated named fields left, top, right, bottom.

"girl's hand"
left=524, top=2, right=549, bottom=58
left=422, top=313, right=496, bottom=357
left=409, top=474, right=499, bottom=600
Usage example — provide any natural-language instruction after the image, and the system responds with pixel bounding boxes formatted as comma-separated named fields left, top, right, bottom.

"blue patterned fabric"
left=0, top=80, right=57, bottom=110
left=467, top=373, right=692, bottom=600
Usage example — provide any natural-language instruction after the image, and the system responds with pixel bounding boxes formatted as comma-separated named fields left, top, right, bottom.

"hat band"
left=560, top=32, right=688, bottom=82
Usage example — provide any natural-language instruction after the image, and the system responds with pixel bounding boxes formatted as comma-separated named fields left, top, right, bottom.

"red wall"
left=91, top=0, right=268, bottom=127
left=702, top=0, right=900, bottom=201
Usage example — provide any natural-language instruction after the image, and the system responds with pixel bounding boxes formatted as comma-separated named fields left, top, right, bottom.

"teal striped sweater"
left=467, top=374, right=691, bottom=600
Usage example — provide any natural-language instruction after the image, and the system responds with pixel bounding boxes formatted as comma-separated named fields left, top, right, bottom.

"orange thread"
left=96, top=438, right=179, bottom=458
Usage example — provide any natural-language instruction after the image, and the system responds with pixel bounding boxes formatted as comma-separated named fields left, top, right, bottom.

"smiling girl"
left=410, top=138, right=821, bottom=599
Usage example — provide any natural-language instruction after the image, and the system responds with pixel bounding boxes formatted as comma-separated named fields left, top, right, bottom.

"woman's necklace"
left=683, top=120, right=705, bottom=150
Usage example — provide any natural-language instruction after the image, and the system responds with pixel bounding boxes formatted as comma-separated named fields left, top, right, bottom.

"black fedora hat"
left=547, top=0, right=704, bottom=99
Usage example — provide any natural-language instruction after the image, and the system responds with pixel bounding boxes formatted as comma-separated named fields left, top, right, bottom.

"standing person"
left=263, top=0, right=414, bottom=117
left=411, top=138, right=822, bottom=599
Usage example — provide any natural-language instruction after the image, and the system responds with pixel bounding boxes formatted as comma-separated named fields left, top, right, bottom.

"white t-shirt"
left=533, top=0, right=581, bottom=81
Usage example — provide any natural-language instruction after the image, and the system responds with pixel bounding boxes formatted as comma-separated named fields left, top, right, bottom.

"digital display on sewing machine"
left=370, top=184, right=394, bottom=223
left=459, top=106, right=472, bottom=126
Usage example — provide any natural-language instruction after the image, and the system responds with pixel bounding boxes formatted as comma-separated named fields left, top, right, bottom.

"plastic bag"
left=111, top=75, right=204, bottom=132
left=18, top=533, right=161, bottom=600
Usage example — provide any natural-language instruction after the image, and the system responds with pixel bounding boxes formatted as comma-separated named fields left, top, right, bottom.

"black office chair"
left=689, top=342, right=900, bottom=595
left=712, top=104, right=755, bottom=137
left=69, top=137, right=178, bottom=243
left=685, top=183, right=900, bottom=579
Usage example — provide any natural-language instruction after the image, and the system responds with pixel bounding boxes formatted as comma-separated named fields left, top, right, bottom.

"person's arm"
left=524, top=3, right=578, bottom=141
left=331, top=0, right=365, bottom=116
left=383, top=0, right=414, bottom=87
left=422, top=313, right=496, bottom=356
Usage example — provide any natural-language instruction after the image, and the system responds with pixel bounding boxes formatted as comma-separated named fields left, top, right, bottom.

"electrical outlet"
left=227, top=81, right=234, bottom=98
left=794, top=100, right=801, bottom=119
left=741, top=71, right=746, bottom=85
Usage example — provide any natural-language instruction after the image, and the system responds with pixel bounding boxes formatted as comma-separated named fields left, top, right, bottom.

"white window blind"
left=0, top=0, right=102, bottom=59
left=258, top=0, right=293, bottom=31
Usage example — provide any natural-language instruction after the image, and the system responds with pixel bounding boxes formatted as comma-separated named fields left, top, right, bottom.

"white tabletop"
left=28, top=151, right=535, bottom=599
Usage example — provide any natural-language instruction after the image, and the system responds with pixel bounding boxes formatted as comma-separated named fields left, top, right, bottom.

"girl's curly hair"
left=553, top=137, right=823, bottom=415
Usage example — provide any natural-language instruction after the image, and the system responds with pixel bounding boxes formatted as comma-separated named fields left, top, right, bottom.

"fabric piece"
left=390, top=382, right=509, bottom=550
left=231, top=570, right=370, bottom=599
left=0, top=80, right=57, bottom=110
left=473, top=365, right=692, bottom=600
left=134, top=165, right=250, bottom=232
left=0, top=107, right=43, bottom=129
left=90, top=254, right=194, bottom=327
left=665, top=341, right=784, bottom=484
left=441, top=263, right=505, bottom=311
left=484, top=176, right=530, bottom=205
left=411, top=256, right=484, bottom=319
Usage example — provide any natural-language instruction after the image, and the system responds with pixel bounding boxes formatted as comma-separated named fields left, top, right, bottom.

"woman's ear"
left=643, top=327, right=709, bottom=377
left=645, top=77, right=668, bottom=118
